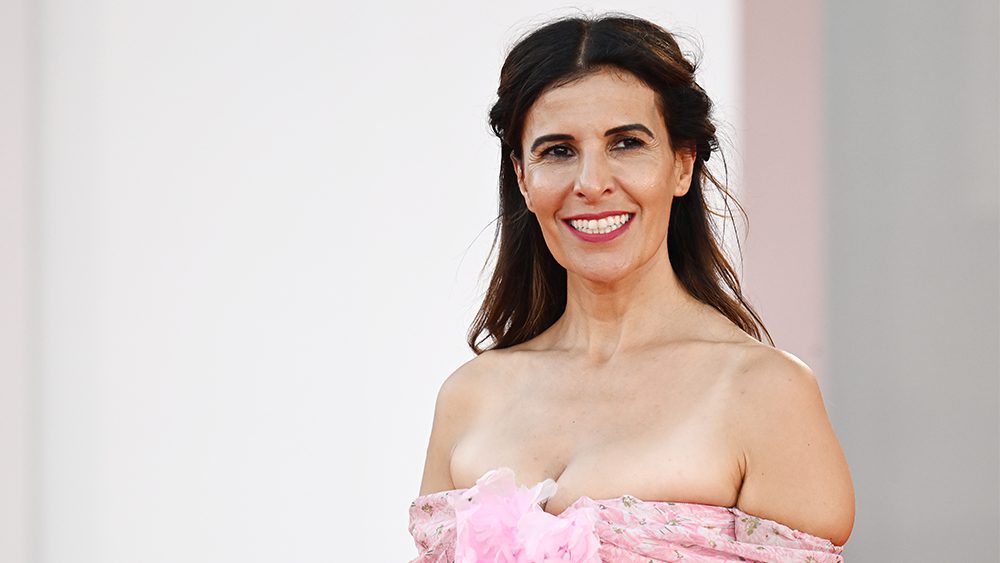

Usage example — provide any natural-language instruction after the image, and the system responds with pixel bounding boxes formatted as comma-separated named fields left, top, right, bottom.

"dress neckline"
left=413, top=486, right=738, bottom=518
left=411, top=485, right=843, bottom=550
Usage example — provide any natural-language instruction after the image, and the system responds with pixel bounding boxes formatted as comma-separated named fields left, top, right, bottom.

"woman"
left=410, top=14, right=854, bottom=562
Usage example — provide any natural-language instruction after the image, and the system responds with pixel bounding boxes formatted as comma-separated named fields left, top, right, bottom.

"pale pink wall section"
left=741, top=0, right=828, bottom=384
left=0, top=0, right=31, bottom=561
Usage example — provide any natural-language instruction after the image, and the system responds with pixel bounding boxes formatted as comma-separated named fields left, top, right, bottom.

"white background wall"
left=1, top=0, right=31, bottom=561
left=26, top=2, right=741, bottom=561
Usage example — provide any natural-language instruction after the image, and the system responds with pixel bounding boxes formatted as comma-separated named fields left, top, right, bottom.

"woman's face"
left=512, top=68, right=695, bottom=285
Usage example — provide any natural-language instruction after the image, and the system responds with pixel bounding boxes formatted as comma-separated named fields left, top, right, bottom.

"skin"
left=418, top=68, right=855, bottom=547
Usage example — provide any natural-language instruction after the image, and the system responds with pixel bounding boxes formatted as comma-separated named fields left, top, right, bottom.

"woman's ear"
left=673, top=147, right=696, bottom=196
left=510, top=152, right=533, bottom=211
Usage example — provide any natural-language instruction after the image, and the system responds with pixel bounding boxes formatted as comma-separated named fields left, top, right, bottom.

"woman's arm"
left=418, top=358, right=484, bottom=496
left=732, top=348, right=856, bottom=547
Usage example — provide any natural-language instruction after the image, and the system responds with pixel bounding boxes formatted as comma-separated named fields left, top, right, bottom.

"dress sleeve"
left=408, top=492, right=461, bottom=563
left=727, top=507, right=845, bottom=562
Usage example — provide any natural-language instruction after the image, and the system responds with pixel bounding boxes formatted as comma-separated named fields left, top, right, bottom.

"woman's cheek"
left=614, top=159, right=665, bottom=187
left=526, top=168, right=574, bottom=211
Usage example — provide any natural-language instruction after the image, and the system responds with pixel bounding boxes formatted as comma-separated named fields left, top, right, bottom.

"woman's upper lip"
left=562, top=210, right=633, bottom=221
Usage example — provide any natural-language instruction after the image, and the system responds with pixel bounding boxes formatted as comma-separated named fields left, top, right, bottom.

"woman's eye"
left=613, top=137, right=645, bottom=150
left=541, top=145, right=574, bottom=159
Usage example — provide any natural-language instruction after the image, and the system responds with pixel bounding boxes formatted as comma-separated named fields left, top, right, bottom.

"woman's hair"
left=468, top=13, right=773, bottom=353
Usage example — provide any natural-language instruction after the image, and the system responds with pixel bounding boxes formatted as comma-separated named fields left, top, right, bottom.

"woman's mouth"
left=563, top=213, right=634, bottom=242
left=567, top=213, right=633, bottom=234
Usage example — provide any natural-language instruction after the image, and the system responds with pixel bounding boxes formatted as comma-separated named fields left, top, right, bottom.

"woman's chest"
left=449, top=356, right=745, bottom=515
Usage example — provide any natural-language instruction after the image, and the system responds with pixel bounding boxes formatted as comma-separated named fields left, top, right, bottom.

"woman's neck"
left=546, top=252, right=701, bottom=362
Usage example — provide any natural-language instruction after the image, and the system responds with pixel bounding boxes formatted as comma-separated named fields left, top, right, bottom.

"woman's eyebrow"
left=529, top=124, right=654, bottom=153
left=604, top=123, right=654, bottom=137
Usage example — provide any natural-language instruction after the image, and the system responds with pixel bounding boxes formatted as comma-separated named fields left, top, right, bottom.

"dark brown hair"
left=468, top=13, right=772, bottom=353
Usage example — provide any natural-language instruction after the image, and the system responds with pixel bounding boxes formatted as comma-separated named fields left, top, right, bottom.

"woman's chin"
left=565, top=263, right=635, bottom=286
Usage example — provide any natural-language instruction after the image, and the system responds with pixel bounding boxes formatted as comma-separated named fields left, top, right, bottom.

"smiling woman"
left=511, top=70, right=693, bottom=288
left=410, top=13, right=854, bottom=562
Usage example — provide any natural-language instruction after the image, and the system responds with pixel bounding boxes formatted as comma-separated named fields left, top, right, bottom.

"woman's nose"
left=574, top=150, right=614, bottom=199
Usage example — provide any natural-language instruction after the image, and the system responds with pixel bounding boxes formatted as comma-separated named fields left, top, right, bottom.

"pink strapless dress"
left=408, top=469, right=844, bottom=563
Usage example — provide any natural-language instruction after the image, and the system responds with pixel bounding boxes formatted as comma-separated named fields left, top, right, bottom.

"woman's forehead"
left=523, top=70, right=663, bottom=137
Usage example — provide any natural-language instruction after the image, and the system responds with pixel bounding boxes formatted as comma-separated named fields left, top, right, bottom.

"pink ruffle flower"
left=450, top=468, right=600, bottom=563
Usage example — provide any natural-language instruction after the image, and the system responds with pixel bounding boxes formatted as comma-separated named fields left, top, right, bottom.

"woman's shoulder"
left=433, top=354, right=490, bottom=418
left=438, top=348, right=515, bottom=397
left=719, top=343, right=836, bottom=429
left=431, top=349, right=521, bottom=428
left=720, top=340, right=817, bottom=389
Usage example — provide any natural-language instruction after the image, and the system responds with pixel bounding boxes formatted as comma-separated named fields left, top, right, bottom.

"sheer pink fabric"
left=409, top=478, right=845, bottom=562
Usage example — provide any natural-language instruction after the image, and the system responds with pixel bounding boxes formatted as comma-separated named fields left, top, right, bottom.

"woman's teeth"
left=568, top=213, right=632, bottom=234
